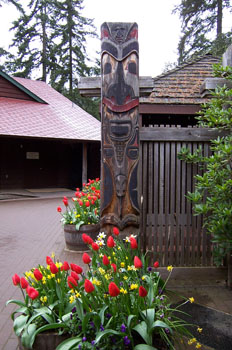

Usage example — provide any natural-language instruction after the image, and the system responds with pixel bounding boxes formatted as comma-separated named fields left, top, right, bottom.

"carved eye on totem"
left=104, top=62, right=112, bottom=74
left=128, top=61, right=137, bottom=74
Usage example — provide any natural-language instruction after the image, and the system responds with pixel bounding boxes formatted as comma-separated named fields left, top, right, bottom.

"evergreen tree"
left=3, top=0, right=57, bottom=81
left=49, top=0, right=97, bottom=99
left=173, top=0, right=232, bottom=64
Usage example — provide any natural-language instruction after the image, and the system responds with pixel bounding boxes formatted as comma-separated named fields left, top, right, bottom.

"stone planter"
left=18, top=332, right=69, bottom=350
left=64, top=223, right=100, bottom=251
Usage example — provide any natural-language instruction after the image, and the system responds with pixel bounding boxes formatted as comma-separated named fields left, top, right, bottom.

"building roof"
left=140, top=54, right=220, bottom=105
left=0, top=71, right=101, bottom=141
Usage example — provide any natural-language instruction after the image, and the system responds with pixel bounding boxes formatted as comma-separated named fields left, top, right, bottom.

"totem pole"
left=100, top=22, right=140, bottom=236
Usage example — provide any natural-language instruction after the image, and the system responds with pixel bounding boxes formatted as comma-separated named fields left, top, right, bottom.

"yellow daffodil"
left=120, top=288, right=128, bottom=294
left=51, top=252, right=55, bottom=258
left=188, top=338, right=197, bottom=345
left=196, top=343, right=202, bottom=349
left=75, top=292, right=81, bottom=298
left=92, top=278, right=101, bottom=286
left=197, top=327, right=203, bottom=333
left=121, top=262, right=125, bottom=268
left=123, top=276, right=128, bottom=280
left=130, top=284, right=138, bottom=290
left=167, top=265, right=173, bottom=272
left=98, top=267, right=105, bottom=275
left=69, top=295, right=75, bottom=304
left=189, top=297, right=195, bottom=303
left=40, top=296, right=47, bottom=303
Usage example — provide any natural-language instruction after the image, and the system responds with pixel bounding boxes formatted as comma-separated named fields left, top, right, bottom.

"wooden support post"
left=82, top=143, right=87, bottom=186
left=100, top=22, right=140, bottom=235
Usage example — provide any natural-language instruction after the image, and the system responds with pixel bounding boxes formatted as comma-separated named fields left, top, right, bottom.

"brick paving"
left=0, top=195, right=84, bottom=350
left=0, top=193, right=231, bottom=350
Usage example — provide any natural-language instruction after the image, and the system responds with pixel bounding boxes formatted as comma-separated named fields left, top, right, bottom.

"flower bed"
left=57, top=179, right=100, bottom=230
left=8, top=228, right=203, bottom=350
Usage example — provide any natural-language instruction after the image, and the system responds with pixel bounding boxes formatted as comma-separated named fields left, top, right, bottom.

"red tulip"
left=27, top=286, right=39, bottom=300
left=79, top=200, right=83, bottom=206
left=20, top=277, right=29, bottom=289
left=82, top=234, right=93, bottom=245
left=34, top=269, right=43, bottom=281
left=57, top=206, right=62, bottom=212
left=134, top=256, right=143, bottom=269
left=129, top=236, right=138, bottom=249
left=12, top=273, right=20, bottom=286
left=113, top=227, right=119, bottom=236
left=70, top=263, right=83, bottom=274
left=109, top=282, right=120, bottom=297
left=154, top=261, right=159, bottom=268
left=50, top=263, right=59, bottom=274
left=82, top=252, right=91, bottom=264
left=107, top=236, right=115, bottom=248
left=46, top=256, right=53, bottom=265
left=92, top=242, right=99, bottom=251
left=102, top=255, right=110, bottom=266
left=67, top=276, right=78, bottom=288
left=61, top=261, right=70, bottom=271
left=71, top=271, right=80, bottom=281
left=111, top=263, right=117, bottom=272
left=85, top=200, right=90, bottom=207
left=84, top=279, right=95, bottom=293
left=63, top=196, right=68, bottom=206
left=139, top=286, right=148, bottom=297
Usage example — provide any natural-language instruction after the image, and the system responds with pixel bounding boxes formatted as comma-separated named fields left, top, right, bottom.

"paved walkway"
left=0, top=190, right=84, bottom=350
left=0, top=190, right=231, bottom=349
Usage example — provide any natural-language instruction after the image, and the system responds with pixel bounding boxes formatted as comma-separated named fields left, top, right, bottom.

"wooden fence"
left=139, top=126, right=222, bottom=267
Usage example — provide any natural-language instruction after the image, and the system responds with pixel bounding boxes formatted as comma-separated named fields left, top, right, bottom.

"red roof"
left=0, top=73, right=101, bottom=141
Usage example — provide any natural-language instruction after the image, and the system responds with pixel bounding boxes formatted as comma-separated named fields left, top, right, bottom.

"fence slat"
left=140, top=126, right=216, bottom=267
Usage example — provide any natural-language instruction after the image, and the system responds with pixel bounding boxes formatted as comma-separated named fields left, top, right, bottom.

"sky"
left=0, top=0, right=231, bottom=78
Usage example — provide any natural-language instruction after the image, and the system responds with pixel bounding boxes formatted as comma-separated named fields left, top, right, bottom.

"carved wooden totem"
left=100, top=22, right=140, bottom=235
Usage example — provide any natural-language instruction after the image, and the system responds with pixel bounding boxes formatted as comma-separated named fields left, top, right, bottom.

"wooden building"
left=0, top=70, right=101, bottom=190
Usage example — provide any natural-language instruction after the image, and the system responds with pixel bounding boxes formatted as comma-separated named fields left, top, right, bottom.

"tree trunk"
left=227, top=252, right=232, bottom=289
left=68, top=0, right=73, bottom=95
left=42, top=5, right=47, bottom=82
left=216, top=0, right=223, bottom=37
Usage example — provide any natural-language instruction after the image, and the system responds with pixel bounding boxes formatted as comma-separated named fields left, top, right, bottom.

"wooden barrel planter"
left=18, top=332, right=69, bottom=350
left=64, top=223, right=100, bottom=251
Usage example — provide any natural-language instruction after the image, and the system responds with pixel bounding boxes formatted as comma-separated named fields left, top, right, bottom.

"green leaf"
left=141, top=309, right=155, bottom=330
left=151, top=320, right=171, bottom=333
left=99, top=304, right=108, bottom=324
left=94, top=329, right=121, bottom=344
left=133, top=321, right=152, bottom=345
left=75, top=221, right=84, bottom=230
left=56, top=337, right=82, bottom=350
left=13, top=314, right=29, bottom=337
left=21, top=323, right=37, bottom=348
left=127, top=314, right=136, bottom=329
left=6, top=299, right=26, bottom=308
left=134, top=345, right=158, bottom=350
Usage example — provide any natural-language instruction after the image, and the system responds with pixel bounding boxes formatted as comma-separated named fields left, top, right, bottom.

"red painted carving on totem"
left=100, top=22, right=140, bottom=235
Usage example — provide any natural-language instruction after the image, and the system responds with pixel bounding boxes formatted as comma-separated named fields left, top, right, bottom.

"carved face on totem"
left=101, top=22, right=140, bottom=232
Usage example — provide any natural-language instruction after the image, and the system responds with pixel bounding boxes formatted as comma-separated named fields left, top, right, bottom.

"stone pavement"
left=0, top=190, right=231, bottom=350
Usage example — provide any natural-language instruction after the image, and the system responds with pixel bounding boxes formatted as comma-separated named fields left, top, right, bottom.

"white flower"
left=124, top=234, right=137, bottom=243
left=97, top=232, right=106, bottom=240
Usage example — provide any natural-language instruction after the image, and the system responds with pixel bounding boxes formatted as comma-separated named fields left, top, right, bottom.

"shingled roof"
left=140, top=54, right=220, bottom=105
left=0, top=71, right=101, bottom=141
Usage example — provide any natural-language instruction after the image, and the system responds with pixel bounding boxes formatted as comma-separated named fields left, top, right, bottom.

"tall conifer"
left=173, top=0, right=232, bottom=64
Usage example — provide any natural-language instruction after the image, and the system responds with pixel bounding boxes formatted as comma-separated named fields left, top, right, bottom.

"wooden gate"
left=139, top=126, right=221, bottom=267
